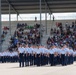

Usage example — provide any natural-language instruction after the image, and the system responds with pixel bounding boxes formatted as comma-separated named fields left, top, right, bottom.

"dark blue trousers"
left=25, top=53, right=29, bottom=66
left=37, top=54, right=40, bottom=66
left=49, top=54, right=54, bottom=66
left=19, top=53, right=24, bottom=67
left=61, top=54, right=65, bottom=66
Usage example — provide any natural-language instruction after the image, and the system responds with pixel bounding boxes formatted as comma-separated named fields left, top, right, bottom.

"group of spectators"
left=1, top=26, right=9, bottom=43
left=8, top=23, right=41, bottom=52
left=47, top=21, right=76, bottom=50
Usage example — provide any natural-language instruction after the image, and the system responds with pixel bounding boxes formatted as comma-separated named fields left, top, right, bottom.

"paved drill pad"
left=0, top=62, right=76, bottom=75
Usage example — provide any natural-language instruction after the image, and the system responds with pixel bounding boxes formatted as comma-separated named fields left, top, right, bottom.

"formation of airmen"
left=0, top=51, right=18, bottom=63
left=0, top=44, right=76, bottom=67
left=18, top=44, right=76, bottom=67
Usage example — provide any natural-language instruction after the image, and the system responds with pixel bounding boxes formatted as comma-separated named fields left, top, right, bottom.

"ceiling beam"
left=5, top=0, right=19, bottom=15
left=2, top=4, right=76, bottom=9
left=48, top=0, right=76, bottom=4
left=44, top=0, right=52, bottom=14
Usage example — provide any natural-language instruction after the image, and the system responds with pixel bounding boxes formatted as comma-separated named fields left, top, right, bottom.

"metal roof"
left=1, top=0, right=76, bottom=14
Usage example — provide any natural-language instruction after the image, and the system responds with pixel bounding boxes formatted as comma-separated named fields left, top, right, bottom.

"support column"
left=17, top=14, right=18, bottom=22
left=9, top=4, right=11, bottom=36
left=0, top=0, right=2, bottom=51
left=50, top=14, right=52, bottom=29
left=45, top=3, right=47, bottom=35
left=17, top=14, right=18, bottom=28
left=50, top=14, right=51, bottom=20
left=40, top=0, right=42, bottom=44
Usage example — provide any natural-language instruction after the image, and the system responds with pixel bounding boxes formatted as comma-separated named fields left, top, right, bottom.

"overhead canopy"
left=1, top=0, right=76, bottom=14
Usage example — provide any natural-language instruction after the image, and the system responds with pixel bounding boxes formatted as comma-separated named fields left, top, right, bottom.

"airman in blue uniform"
left=18, top=44, right=25, bottom=67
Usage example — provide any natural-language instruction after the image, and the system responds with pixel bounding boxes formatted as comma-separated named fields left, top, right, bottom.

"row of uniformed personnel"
left=18, top=44, right=76, bottom=67
left=0, top=51, right=18, bottom=63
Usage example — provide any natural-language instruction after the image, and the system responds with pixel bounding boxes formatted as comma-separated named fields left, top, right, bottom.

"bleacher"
left=47, top=21, right=76, bottom=50
left=8, top=23, right=41, bottom=51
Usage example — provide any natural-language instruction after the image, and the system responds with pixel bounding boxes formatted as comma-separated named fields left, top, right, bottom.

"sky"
left=1, top=12, right=76, bottom=21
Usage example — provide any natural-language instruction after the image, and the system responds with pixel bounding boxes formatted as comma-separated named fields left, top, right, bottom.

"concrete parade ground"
left=0, top=62, right=76, bottom=75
